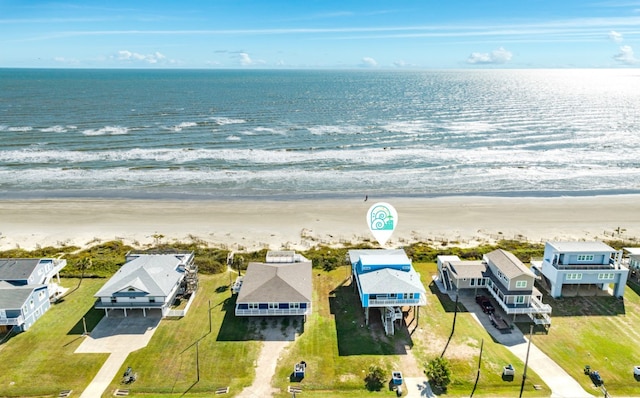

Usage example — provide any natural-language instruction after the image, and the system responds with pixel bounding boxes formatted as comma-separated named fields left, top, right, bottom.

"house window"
left=38, top=290, right=46, bottom=300
left=566, top=273, right=583, bottom=280
left=290, top=302, right=299, bottom=309
left=470, top=278, right=475, bottom=286
left=149, top=297, right=156, bottom=303
left=515, top=280, right=527, bottom=288
left=30, top=300, right=34, bottom=309
left=127, top=287, right=136, bottom=292
left=248, top=303, right=258, bottom=309
left=598, top=273, right=614, bottom=280
left=111, top=297, right=117, bottom=303
left=577, top=254, right=594, bottom=262
left=268, top=303, right=278, bottom=309
left=515, top=296, right=525, bottom=304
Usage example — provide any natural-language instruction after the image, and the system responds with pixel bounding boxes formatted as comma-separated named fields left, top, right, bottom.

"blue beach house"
left=348, top=249, right=427, bottom=335
left=0, top=281, right=50, bottom=332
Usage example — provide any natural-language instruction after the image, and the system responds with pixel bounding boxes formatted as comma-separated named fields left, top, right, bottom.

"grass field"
left=0, top=278, right=108, bottom=397
left=531, top=279, right=640, bottom=397
left=3, top=261, right=640, bottom=397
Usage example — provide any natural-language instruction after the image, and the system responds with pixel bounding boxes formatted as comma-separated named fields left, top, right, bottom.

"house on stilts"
left=348, top=249, right=427, bottom=335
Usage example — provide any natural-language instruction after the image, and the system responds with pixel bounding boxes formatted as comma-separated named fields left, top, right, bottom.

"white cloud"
left=609, top=30, right=624, bottom=42
left=360, top=57, right=377, bottom=67
left=238, top=52, right=253, bottom=65
left=116, top=50, right=167, bottom=64
left=466, top=47, right=513, bottom=64
left=613, top=45, right=638, bottom=64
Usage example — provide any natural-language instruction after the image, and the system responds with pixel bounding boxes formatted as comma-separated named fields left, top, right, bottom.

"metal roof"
left=547, top=241, right=615, bottom=252
left=94, top=254, right=186, bottom=298
left=357, top=267, right=426, bottom=295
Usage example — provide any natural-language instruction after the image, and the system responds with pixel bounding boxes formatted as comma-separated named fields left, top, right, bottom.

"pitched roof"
left=0, top=281, right=46, bottom=310
left=236, top=261, right=312, bottom=303
left=348, top=249, right=408, bottom=265
left=484, top=249, right=535, bottom=279
left=0, top=258, right=40, bottom=281
left=94, top=254, right=185, bottom=298
left=357, top=267, right=426, bottom=294
left=446, top=260, right=486, bottom=279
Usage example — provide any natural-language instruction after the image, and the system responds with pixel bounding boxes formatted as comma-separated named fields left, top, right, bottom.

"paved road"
left=74, top=312, right=161, bottom=398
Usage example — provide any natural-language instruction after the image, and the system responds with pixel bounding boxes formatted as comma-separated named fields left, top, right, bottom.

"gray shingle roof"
left=0, top=258, right=39, bottom=281
left=485, top=249, right=534, bottom=279
left=94, top=254, right=185, bottom=298
left=236, top=261, right=312, bottom=303
left=446, top=260, right=486, bottom=279
left=0, top=281, right=45, bottom=310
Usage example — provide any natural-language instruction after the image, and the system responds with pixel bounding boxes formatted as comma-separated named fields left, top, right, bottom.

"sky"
left=1, top=0, right=639, bottom=69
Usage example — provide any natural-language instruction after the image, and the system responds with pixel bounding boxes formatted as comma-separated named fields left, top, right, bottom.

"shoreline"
left=2, top=195, right=640, bottom=252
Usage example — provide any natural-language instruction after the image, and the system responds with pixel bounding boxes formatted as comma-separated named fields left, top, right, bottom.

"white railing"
left=0, top=315, right=24, bottom=326
left=165, top=291, right=197, bottom=317
left=487, top=289, right=552, bottom=315
left=369, top=297, right=427, bottom=307
left=235, top=307, right=310, bottom=316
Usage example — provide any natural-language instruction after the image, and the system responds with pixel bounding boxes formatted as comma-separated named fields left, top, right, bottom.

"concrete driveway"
left=74, top=311, right=161, bottom=398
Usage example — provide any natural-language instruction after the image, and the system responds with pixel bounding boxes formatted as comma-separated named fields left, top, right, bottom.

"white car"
left=634, top=366, right=640, bottom=376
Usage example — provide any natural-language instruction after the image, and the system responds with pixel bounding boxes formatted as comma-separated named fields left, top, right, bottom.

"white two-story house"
left=531, top=241, right=628, bottom=298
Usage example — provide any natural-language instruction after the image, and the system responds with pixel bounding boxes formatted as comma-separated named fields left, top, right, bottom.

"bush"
left=425, top=357, right=451, bottom=391
left=364, top=365, right=386, bottom=391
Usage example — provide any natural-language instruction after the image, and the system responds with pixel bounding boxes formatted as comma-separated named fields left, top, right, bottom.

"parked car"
left=475, top=295, right=495, bottom=314
left=589, top=370, right=604, bottom=386
left=634, top=365, right=640, bottom=377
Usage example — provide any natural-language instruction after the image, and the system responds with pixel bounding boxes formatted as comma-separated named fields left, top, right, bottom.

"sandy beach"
left=1, top=195, right=640, bottom=252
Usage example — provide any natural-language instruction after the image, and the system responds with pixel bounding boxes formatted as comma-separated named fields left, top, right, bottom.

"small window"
left=598, top=273, right=614, bottom=280
left=268, top=303, right=278, bottom=309
left=515, top=280, right=527, bottom=288
left=577, top=254, right=594, bottom=262
left=290, top=302, right=300, bottom=309
left=111, top=297, right=117, bottom=303
left=248, top=303, right=258, bottom=309
left=566, top=273, right=583, bottom=280
left=515, top=296, right=525, bottom=304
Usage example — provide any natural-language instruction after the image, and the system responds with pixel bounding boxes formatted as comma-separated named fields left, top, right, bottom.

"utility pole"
left=519, top=324, right=533, bottom=398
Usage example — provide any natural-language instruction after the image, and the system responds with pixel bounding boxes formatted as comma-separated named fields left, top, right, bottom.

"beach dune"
left=1, top=196, right=640, bottom=252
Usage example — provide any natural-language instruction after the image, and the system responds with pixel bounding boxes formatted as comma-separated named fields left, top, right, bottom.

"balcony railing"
left=95, top=301, right=166, bottom=309
left=235, top=308, right=310, bottom=316
left=368, top=297, right=427, bottom=307
left=0, top=315, right=24, bottom=326
left=487, top=288, right=552, bottom=315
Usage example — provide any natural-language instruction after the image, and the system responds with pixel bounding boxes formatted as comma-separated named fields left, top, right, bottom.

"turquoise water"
left=1, top=68, right=639, bottom=199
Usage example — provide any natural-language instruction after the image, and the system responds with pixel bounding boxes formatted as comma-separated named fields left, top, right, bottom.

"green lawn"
left=0, top=278, right=108, bottom=397
left=4, top=262, right=640, bottom=397
left=530, top=279, right=640, bottom=397
left=272, top=263, right=549, bottom=397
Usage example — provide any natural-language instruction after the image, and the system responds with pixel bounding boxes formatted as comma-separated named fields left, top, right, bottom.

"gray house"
left=0, top=281, right=50, bottom=332
left=531, top=241, right=629, bottom=298
left=438, top=249, right=552, bottom=325
left=234, top=251, right=312, bottom=318
left=94, top=252, right=196, bottom=318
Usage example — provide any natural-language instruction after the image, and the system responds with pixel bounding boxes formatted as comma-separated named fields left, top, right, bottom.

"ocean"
left=1, top=68, right=639, bottom=200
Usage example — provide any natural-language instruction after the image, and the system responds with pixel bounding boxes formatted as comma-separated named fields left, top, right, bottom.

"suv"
left=475, top=295, right=495, bottom=314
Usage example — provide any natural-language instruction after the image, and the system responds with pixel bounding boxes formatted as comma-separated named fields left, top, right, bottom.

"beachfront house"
left=94, top=252, right=197, bottom=318
left=234, top=251, right=312, bottom=319
left=0, top=257, right=67, bottom=298
left=0, top=281, right=50, bottom=332
left=624, top=248, right=640, bottom=277
left=437, top=249, right=552, bottom=326
left=531, top=241, right=628, bottom=298
left=349, top=249, right=427, bottom=336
